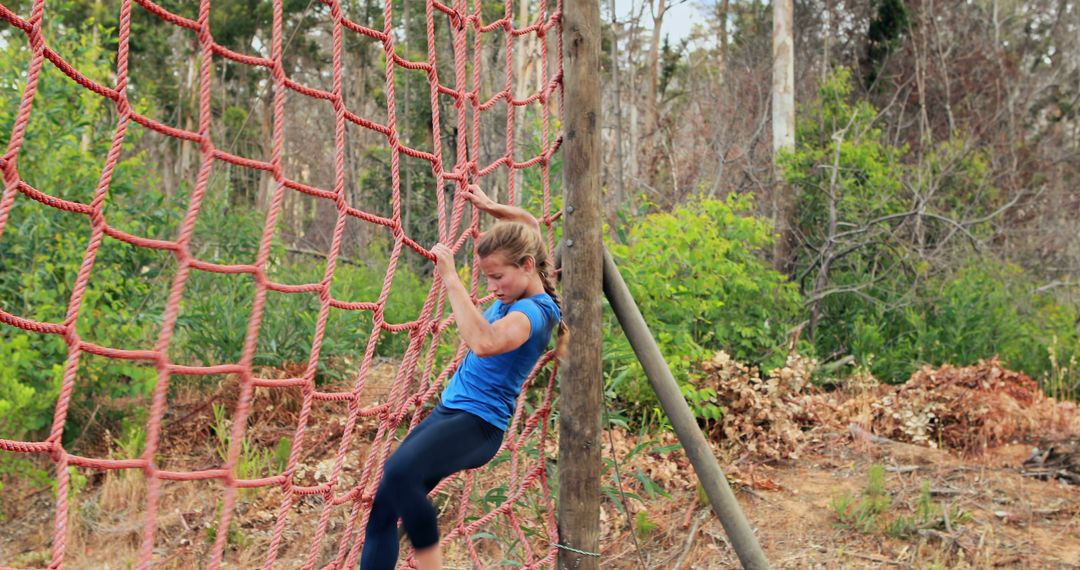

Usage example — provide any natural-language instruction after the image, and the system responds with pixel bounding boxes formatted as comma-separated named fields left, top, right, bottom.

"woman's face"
left=479, top=251, right=534, bottom=304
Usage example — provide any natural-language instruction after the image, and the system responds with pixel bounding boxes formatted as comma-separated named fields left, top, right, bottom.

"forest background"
left=1, top=0, right=1078, bottom=527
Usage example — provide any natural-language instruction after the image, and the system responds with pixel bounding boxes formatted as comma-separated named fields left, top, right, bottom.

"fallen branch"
left=847, top=552, right=906, bottom=566
left=673, top=509, right=712, bottom=570
left=848, top=423, right=898, bottom=445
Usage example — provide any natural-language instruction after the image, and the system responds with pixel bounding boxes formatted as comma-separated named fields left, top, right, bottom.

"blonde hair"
left=477, top=222, right=568, bottom=359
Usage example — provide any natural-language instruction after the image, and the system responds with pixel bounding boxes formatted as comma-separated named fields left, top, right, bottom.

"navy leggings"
left=360, top=404, right=504, bottom=569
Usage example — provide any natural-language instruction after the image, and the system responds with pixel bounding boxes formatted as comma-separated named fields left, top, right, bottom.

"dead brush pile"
left=694, top=351, right=818, bottom=460
left=695, top=352, right=1080, bottom=462
left=863, top=358, right=1080, bottom=455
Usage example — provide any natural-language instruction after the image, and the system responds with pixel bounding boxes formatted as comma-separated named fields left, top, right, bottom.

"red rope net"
left=0, top=0, right=563, bottom=567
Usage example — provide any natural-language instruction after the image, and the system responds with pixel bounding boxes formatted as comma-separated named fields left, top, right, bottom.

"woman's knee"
left=380, top=454, right=422, bottom=492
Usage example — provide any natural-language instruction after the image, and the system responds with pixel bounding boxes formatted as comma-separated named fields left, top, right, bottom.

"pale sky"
left=610, top=0, right=708, bottom=45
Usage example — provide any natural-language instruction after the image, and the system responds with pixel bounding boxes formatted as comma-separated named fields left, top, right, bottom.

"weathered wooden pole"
left=602, top=247, right=771, bottom=570
left=557, top=0, right=603, bottom=568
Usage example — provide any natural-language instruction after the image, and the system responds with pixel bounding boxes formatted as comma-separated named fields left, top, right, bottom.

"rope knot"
left=48, top=441, right=64, bottom=463
left=115, top=96, right=131, bottom=117
left=450, top=11, right=466, bottom=31
left=28, top=28, right=45, bottom=51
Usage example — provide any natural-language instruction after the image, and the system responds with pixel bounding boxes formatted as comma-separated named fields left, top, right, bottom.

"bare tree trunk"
left=82, top=0, right=103, bottom=154
left=609, top=0, right=626, bottom=214
left=772, top=0, right=796, bottom=272
left=821, top=0, right=832, bottom=81
left=717, top=0, right=730, bottom=70
left=402, top=0, right=412, bottom=236
left=643, top=0, right=666, bottom=186
left=625, top=0, right=646, bottom=185
left=808, top=124, right=844, bottom=338
left=178, top=52, right=199, bottom=197
left=509, top=0, right=527, bottom=203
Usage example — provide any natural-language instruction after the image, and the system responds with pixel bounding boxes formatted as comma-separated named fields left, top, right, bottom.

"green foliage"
left=170, top=185, right=430, bottom=380
left=911, top=262, right=1078, bottom=381
left=831, top=466, right=970, bottom=539
left=863, top=0, right=911, bottom=86
left=114, top=415, right=148, bottom=459
left=599, top=437, right=677, bottom=519
left=830, top=464, right=891, bottom=532
left=842, top=259, right=1080, bottom=387
left=520, top=114, right=564, bottom=239
left=0, top=24, right=167, bottom=444
left=633, top=510, right=658, bottom=538
left=784, top=68, right=907, bottom=249
left=884, top=481, right=971, bottom=540
left=0, top=9, right=434, bottom=434
left=0, top=334, right=63, bottom=439
left=204, top=500, right=250, bottom=547
left=783, top=68, right=1080, bottom=389
left=781, top=69, right=912, bottom=383
left=605, top=195, right=802, bottom=414
left=210, top=403, right=290, bottom=495
left=272, top=436, right=292, bottom=472
left=58, top=466, right=89, bottom=502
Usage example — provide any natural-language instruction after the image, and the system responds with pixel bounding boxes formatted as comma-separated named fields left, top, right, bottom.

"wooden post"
left=558, top=0, right=602, bottom=568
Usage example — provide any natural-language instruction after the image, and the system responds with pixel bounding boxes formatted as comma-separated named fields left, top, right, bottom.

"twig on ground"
left=847, top=551, right=908, bottom=566
left=672, top=509, right=710, bottom=570
left=849, top=423, right=897, bottom=445
left=679, top=501, right=697, bottom=529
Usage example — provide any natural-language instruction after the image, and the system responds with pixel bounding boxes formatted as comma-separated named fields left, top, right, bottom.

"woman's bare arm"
left=463, top=184, right=540, bottom=232
left=431, top=243, right=531, bottom=357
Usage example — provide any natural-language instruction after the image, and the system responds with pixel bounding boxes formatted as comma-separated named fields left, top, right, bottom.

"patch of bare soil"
left=0, top=359, right=404, bottom=569
left=591, top=434, right=1080, bottom=570
left=589, top=356, right=1080, bottom=569
left=3, top=357, right=1079, bottom=569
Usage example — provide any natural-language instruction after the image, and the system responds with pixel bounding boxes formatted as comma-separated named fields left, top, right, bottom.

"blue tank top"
left=440, top=293, right=561, bottom=430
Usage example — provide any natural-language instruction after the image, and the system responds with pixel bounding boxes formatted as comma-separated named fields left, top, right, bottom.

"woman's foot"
left=414, top=544, right=442, bottom=570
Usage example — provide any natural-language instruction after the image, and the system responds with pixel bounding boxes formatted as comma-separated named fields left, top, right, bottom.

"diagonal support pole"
left=601, top=246, right=771, bottom=570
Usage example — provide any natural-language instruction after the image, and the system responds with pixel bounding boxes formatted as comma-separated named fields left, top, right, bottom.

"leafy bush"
left=781, top=69, right=1079, bottom=392
left=919, top=262, right=1078, bottom=382
left=169, top=179, right=431, bottom=382
left=0, top=334, right=63, bottom=440
left=0, top=26, right=166, bottom=444
left=847, top=260, right=1080, bottom=391
left=604, top=195, right=803, bottom=414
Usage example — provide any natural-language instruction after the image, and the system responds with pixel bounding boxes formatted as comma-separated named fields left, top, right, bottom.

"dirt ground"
left=594, top=435, right=1080, bottom=569
left=2, top=358, right=1078, bottom=569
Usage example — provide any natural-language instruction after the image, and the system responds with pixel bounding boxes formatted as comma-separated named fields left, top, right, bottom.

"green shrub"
left=0, top=25, right=166, bottom=444
left=604, top=194, right=803, bottom=415
left=842, top=259, right=1080, bottom=389
left=830, top=464, right=891, bottom=532
left=917, top=262, right=1078, bottom=376
left=781, top=69, right=1080, bottom=393
left=0, top=334, right=63, bottom=440
left=172, top=188, right=431, bottom=382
